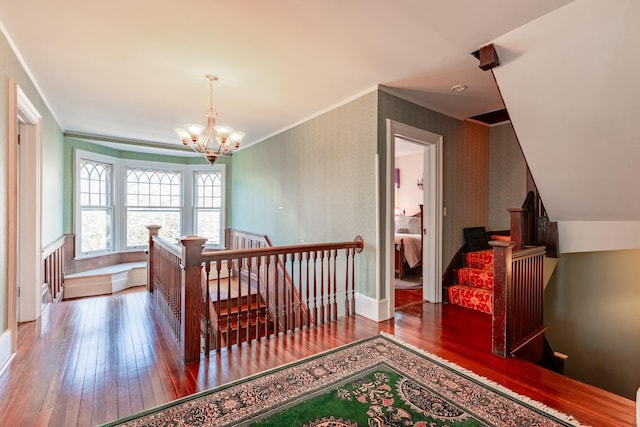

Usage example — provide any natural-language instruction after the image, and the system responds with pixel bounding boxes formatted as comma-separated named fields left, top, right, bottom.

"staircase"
left=207, top=276, right=272, bottom=348
left=447, top=249, right=495, bottom=314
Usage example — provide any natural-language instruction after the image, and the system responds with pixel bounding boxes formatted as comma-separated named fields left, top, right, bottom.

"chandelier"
left=175, top=75, right=244, bottom=164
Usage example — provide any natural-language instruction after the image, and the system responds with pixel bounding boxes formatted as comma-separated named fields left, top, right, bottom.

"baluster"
left=255, top=255, right=262, bottom=342
left=522, top=257, right=528, bottom=334
left=350, top=247, right=356, bottom=316
left=284, top=254, right=290, bottom=332
left=203, top=261, right=211, bottom=353
left=326, top=249, right=333, bottom=322
left=215, top=260, right=222, bottom=352
left=54, top=250, right=58, bottom=298
left=236, top=257, right=242, bottom=347
left=327, top=250, right=332, bottom=321
left=47, top=253, right=52, bottom=300
left=246, top=255, right=253, bottom=345
left=226, top=260, right=232, bottom=350
left=320, top=250, right=325, bottom=325
left=285, top=255, right=290, bottom=333
left=289, top=253, right=296, bottom=332
left=58, top=247, right=62, bottom=297
left=49, top=252, right=54, bottom=300
left=344, top=248, right=350, bottom=316
left=265, top=255, right=272, bottom=337
left=44, top=255, right=49, bottom=300
left=59, top=246, right=63, bottom=297
left=311, top=251, right=318, bottom=326
left=297, top=251, right=303, bottom=330
left=175, top=253, right=181, bottom=341
left=273, top=255, right=280, bottom=335
left=281, top=254, right=288, bottom=333
left=305, top=251, right=311, bottom=328
left=332, top=249, right=338, bottom=321
left=50, top=250, right=55, bottom=299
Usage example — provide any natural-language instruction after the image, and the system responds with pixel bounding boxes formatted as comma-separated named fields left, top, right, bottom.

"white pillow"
left=407, top=217, right=422, bottom=234
left=396, top=215, right=410, bottom=230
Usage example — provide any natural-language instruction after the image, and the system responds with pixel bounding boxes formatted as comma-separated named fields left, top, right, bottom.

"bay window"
left=74, top=149, right=226, bottom=257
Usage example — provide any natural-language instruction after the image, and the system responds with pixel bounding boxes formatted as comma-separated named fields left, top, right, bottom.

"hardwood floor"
left=395, top=288, right=423, bottom=310
left=0, top=289, right=635, bottom=426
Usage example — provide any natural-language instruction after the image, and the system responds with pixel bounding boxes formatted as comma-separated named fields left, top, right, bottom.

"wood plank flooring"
left=395, top=288, right=423, bottom=310
left=0, top=289, right=635, bottom=426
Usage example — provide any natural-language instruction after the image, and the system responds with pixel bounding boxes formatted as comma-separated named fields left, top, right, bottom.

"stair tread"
left=219, top=318, right=265, bottom=329
left=216, top=302, right=266, bottom=316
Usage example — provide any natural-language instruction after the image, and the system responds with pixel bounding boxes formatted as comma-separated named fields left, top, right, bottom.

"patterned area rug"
left=102, top=334, right=583, bottom=426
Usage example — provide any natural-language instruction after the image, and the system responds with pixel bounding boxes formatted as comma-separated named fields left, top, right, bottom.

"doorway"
left=394, top=138, right=425, bottom=310
left=18, top=116, right=43, bottom=322
left=385, top=120, right=443, bottom=315
left=3, top=81, right=43, bottom=370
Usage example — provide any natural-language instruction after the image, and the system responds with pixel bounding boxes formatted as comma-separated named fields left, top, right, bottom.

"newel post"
left=508, top=208, right=526, bottom=250
left=491, top=240, right=515, bottom=357
left=180, top=236, right=207, bottom=363
left=146, top=225, right=162, bottom=293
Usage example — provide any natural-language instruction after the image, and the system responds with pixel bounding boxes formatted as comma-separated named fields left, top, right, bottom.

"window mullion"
left=114, top=161, right=125, bottom=252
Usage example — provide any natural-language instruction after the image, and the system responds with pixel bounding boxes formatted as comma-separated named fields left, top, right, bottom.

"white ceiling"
left=0, top=0, right=573, bottom=150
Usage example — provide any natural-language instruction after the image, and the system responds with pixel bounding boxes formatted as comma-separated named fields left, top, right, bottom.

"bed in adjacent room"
left=395, top=205, right=423, bottom=279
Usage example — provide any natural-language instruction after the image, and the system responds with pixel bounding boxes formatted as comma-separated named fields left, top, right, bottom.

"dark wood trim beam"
left=472, top=43, right=500, bottom=71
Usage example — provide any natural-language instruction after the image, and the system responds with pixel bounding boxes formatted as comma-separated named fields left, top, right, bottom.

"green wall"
left=1, top=30, right=65, bottom=332
left=231, top=89, right=492, bottom=301
left=230, top=91, right=378, bottom=295
left=488, top=123, right=527, bottom=231
left=545, top=249, right=640, bottom=399
left=377, top=91, right=491, bottom=275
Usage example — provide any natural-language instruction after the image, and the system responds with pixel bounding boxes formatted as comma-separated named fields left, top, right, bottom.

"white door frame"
left=3, top=81, right=42, bottom=373
left=385, top=119, right=443, bottom=313
left=18, top=101, right=43, bottom=322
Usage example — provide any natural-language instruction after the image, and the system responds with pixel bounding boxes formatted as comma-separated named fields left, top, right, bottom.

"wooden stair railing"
left=42, top=236, right=66, bottom=303
left=201, top=236, right=364, bottom=352
left=147, top=225, right=364, bottom=362
left=491, top=241, right=547, bottom=357
left=215, top=229, right=307, bottom=347
left=510, top=190, right=558, bottom=257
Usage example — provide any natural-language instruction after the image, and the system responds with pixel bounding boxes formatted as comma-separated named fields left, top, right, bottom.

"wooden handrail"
left=147, top=225, right=364, bottom=362
left=42, top=236, right=66, bottom=258
left=42, top=236, right=66, bottom=303
left=202, top=239, right=364, bottom=262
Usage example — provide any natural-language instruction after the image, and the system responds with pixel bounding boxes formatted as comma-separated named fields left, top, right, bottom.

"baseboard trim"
left=0, top=329, right=15, bottom=377
left=355, top=292, right=392, bottom=322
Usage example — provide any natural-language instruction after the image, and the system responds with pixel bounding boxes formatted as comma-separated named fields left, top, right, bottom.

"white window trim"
left=74, top=150, right=116, bottom=258
left=120, top=159, right=185, bottom=251
left=191, top=164, right=226, bottom=250
left=73, top=149, right=226, bottom=258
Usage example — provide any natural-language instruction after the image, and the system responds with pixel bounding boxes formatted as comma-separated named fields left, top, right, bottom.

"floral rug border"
left=101, top=332, right=585, bottom=426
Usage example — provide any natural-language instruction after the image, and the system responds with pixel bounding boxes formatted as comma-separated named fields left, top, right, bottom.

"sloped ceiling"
left=492, top=0, right=640, bottom=253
